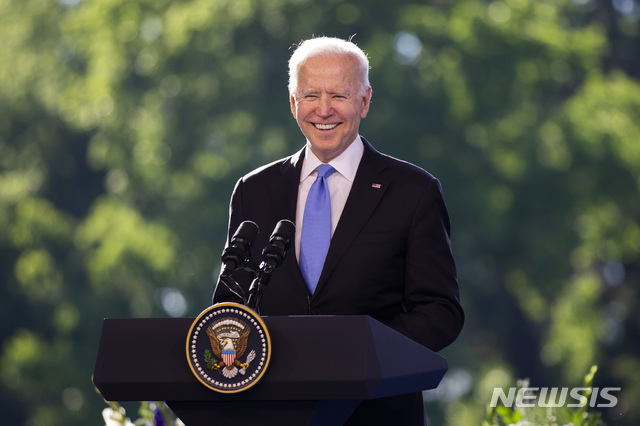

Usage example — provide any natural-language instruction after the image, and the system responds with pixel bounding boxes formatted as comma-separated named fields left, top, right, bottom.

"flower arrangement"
left=102, top=400, right=184, bottom=426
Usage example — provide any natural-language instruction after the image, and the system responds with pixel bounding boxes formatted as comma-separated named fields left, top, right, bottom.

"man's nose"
left=316, top=96, right=333, bottom=116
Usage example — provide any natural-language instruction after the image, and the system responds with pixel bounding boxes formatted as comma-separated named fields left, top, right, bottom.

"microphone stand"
left=247, top=258, right=279, bottom=313
left=217, top=249, right=260, bottom=307
left=218, top=274, right=249, bottom=306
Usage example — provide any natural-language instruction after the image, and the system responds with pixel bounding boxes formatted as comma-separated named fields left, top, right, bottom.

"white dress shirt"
left=295, top=136, right=365, bottom=262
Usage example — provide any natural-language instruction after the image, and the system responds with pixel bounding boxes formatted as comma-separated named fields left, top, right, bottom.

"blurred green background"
left=1, top=0, right=638, bottom=424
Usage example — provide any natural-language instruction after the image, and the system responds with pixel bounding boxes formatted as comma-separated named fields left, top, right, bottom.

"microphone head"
left=270, top=219, right=295, bottom=247
left=233, top=220, right=259, bottom=244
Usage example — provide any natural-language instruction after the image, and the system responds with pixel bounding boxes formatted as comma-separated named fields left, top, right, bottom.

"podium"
left=93, top=315, right=448, bottom=425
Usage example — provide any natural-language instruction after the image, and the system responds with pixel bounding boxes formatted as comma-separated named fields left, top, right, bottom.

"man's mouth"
left=314, top=123, right=339, bottom=130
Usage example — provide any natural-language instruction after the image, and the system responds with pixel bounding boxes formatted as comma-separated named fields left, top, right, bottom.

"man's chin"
left=308, top=140, right=352, bottom=162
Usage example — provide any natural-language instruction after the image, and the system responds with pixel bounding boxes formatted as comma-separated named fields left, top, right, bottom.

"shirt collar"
left=300, top=135, right=364, bottom=182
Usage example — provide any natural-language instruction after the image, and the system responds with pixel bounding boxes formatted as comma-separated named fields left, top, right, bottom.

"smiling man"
left=213, top=36, right=464, bottom=425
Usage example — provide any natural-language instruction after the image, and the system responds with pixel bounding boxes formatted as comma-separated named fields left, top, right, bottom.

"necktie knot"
left=316, top=163, right=335, bottom=180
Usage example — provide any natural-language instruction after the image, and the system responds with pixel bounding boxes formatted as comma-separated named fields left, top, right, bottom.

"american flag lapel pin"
left=371, top=183, right=382, bottom=189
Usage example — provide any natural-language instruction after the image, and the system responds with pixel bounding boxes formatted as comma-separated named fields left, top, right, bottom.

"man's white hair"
left=288, top=36, right=371, bottom=95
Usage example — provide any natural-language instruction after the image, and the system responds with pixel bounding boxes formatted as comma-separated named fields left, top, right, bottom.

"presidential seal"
left=186, top=302, right=271, bottom=393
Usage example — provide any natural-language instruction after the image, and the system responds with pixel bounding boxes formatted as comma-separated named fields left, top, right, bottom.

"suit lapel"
left=267, top=147, right=308, bottom=291
left=314, top=139, right=389, bottom=296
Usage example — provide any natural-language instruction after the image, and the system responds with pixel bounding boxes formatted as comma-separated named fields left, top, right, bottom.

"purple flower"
left=153, top=405, right=167, bottom=426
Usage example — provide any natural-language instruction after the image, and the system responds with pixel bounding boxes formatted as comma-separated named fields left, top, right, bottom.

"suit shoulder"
left=380, top=152, right=438, bottom=183
left=362, top=137, right=436, bottom=181
left=240, top=154, right=297, bottom=183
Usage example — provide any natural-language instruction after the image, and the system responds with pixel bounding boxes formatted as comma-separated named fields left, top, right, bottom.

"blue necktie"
left=300, top=164, right=336, bottom=294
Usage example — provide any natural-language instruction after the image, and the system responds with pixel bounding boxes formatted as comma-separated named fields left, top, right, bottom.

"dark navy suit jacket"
left=213, top=137, right=464, bottom=424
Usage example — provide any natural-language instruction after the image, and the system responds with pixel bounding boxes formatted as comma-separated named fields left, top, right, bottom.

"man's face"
left=290, top=54, right=371, bottom=163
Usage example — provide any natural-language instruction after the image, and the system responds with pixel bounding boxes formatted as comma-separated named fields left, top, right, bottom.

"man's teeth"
left=315, top=123, right=338, bottom=130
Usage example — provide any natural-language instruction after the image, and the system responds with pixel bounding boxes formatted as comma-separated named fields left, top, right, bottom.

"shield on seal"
left=221, top=347, right=235, bottom=367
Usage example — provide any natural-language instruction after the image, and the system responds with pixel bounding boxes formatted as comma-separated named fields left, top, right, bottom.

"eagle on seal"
left=206, top=326, right=251, bottom=376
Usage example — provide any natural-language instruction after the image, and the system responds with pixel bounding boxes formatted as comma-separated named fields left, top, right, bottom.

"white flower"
left=102, top=407, right=135, bottom=426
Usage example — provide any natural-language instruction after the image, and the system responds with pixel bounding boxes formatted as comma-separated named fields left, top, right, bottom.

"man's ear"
left=360, top=86, right=372, bottom=119
left=290, top=94, right=297, bottom=118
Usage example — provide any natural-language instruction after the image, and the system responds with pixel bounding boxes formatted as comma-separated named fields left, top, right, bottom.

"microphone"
left=261, top=219, right=295, bottom=270
left=247, top=220, right=295, bottom=312
left=220, top=220, right=259, bottom=277
left=217, top=220, right=259, bottom=305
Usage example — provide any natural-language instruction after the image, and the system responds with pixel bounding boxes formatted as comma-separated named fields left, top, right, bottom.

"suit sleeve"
left=385, top=178, right=464, bottom=351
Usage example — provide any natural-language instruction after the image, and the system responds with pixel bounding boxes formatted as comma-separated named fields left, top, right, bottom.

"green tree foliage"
left=0, top=0, right=638, bottom=424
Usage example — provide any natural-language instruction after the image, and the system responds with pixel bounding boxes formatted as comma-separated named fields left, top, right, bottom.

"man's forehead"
left=296, top=70, right=360, bottom=94
left=298, top=84, right=355, bottom=95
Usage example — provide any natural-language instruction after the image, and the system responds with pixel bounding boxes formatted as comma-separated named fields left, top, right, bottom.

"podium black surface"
left=93, top=315, right=448, bottom=426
